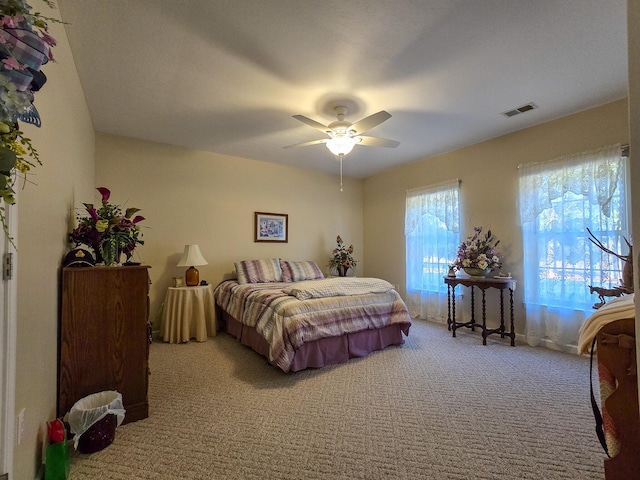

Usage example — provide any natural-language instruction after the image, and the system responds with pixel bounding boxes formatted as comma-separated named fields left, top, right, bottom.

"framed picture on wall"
left=255, top=212, right=288, bottom=243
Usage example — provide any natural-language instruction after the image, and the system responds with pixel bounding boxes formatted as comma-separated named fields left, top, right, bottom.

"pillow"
left=234, top=258, right=282, bottom=284
left=280, top=260, right=325, bottom=282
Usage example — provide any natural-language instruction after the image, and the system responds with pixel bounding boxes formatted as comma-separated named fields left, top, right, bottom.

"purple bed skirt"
left=219, top=311, right=407, bottom=372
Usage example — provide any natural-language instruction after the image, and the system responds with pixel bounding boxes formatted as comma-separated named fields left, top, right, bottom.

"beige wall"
left=363, top=99, right=629, bottom=333
left=94, top=133, right=363, bottom=330
left=12, top=3, right=95, bottom=478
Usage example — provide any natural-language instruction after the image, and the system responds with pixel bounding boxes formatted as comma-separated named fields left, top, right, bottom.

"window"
left=518, top=144, right=629, bottom=349
left=405, top=180, right=460, bottom=321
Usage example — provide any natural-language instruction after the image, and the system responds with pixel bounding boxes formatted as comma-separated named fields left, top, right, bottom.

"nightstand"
left=161, top=284, right=216, bottom=343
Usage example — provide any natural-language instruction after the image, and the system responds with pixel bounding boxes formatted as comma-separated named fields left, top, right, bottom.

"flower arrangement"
left=453, top=226, right=502, bottom=273
left=0, top=0, right=59, bottom=242
left=70, top=187, right=145, bottom=265
left=328, top=235, right=358, bottom=276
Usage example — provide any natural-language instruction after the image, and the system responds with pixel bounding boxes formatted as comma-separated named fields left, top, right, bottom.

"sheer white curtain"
left=405, top=180, right=460, bottom=322
left=518, top=144, right=629, bottom=351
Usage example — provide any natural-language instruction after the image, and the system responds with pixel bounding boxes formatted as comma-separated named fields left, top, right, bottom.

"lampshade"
left=177, top=244, right=208, bottom=267
left=326, top=135, right=357, bottom=156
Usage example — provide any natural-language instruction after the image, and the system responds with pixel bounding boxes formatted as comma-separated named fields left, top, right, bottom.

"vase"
left=100, top=240, right=121, bottom=266
left=337, top=265, right=349, bottom=277
left=463, top=267, right=490, bottom=277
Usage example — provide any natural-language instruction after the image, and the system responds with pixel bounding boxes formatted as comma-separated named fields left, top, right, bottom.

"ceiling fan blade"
left=357, top=136, right=400, bottom=148
left=283, top=138, right=328, bottom=149
left=293, top=115, right=331, bottom=134
left=349, top=111, right=392, bottom=135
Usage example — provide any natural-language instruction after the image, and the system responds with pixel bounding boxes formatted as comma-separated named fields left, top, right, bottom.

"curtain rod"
left=517, top=143, right=629, bottom=169
left=406, top=178, right=460, bottom=193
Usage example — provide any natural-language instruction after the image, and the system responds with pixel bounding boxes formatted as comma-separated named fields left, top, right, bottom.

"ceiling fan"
left=284, top=105, right=400, bottom=157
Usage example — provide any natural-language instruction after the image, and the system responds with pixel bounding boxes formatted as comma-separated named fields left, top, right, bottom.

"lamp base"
left=185, top=266, right=200, bottom=286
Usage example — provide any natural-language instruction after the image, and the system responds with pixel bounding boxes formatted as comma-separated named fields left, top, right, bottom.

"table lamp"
left=177, top=244, right=208, bottom=286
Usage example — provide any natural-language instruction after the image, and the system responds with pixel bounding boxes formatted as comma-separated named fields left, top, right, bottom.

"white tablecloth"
left=162, top=285, right=216, bottom=343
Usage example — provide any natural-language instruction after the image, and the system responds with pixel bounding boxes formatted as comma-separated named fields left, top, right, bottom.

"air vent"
left=502, top=102, right=537, bottom=118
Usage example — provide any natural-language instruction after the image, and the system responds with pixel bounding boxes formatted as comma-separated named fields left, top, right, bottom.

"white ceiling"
left=56, top=0, right=628, bottom=178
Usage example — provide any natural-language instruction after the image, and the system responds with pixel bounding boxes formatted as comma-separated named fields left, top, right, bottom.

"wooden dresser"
left=58, top=265, right=151, bottom=424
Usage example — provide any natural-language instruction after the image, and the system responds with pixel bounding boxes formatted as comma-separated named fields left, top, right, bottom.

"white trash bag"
left=66, top=391, right=126, bottom=450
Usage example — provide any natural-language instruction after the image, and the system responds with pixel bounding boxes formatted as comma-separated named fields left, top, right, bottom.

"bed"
left=213, top=259, right=412, bottom=372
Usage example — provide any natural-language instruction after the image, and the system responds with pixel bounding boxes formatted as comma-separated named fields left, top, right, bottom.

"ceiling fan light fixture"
left=326, top=135, right=357, bottom=156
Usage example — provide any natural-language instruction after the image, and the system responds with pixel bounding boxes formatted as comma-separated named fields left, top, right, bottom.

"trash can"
left=66, top=391, right=126, bottom=454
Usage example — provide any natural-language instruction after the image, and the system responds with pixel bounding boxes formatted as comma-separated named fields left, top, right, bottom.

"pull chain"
left=339, top=154, right=343, bottom=192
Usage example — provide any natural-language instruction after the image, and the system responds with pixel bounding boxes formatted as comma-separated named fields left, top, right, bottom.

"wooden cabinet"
left=58, top=265, right=151, bottom=424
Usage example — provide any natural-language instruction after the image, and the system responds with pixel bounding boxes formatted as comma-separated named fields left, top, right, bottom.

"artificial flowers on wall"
left=0, top=0, right=59, bottom=242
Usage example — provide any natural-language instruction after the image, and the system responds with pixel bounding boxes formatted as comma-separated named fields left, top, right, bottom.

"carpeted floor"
left=68, top=320, right=605, bottom=479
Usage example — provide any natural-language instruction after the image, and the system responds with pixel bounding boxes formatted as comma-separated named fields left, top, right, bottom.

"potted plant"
left=453, top=226, right=502, bottom=276
left=69, top=187, right=145, bottom=265
left=328, top=235, right=358, bottom=277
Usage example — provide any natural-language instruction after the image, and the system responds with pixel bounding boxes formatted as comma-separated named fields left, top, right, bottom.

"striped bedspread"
left=214, top=278, right=412, bottom=371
